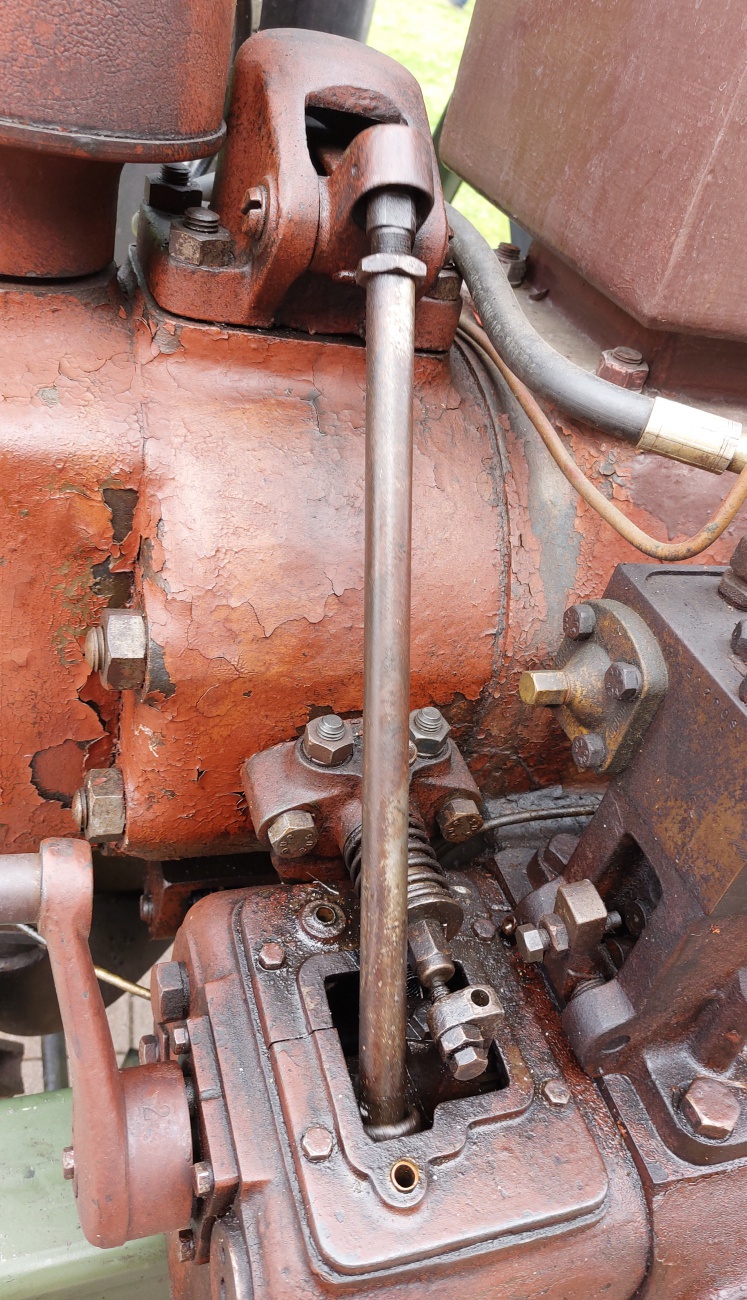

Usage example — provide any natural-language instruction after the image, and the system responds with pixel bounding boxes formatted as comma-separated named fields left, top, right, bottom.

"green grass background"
left=367, top=0, right=510, bottom=244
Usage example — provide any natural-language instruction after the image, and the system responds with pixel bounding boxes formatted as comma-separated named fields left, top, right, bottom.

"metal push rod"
left=357, top=193, right=424, bottom=1134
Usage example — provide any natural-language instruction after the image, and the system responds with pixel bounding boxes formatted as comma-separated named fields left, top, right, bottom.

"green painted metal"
left=0, top=1089, right=170, bottom=1300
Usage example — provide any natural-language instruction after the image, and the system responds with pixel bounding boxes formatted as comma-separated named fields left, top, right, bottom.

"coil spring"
left=343, top=811, right=448, bottom=912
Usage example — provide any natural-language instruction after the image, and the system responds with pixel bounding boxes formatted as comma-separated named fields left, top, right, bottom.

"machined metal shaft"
left=358, top=192, right=422, bottom=1133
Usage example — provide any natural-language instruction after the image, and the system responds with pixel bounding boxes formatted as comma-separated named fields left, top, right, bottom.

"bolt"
left=596, top=347, right=649, bottom=390
left=496, top=242, right=526, bottom=285
left=519, top=670, right=570, bottom=707
left=541, top=1077, right=571, bottom=1108
left=71, top=787, right=88, bottom=831
left=84, top=624, right=106, bottom=672
left=83, top=610, right=147, bottom=691
left=680, top=1077, right=741, bottom=1141
left=177, top=1229, right=196, bottom=1263
left=139, top=893, right=154, bottom=923
left=563, top=603, right=596, bottom=640
left=449, top=1043, right=489, bottom=1081
left=731, top=620, right=747, bottom=663
left=153, top=960, right=190, bottom=1023
left=302, top=714, right=354, bottom=766
left=430, top=266, right=462, bottom=301
left=71, top=768, right=126, bottom=843
left=242, top=185, right=268, bottom=240
left=472, top=915, right=497, bottom=941
left=604, top=660, right=643, bottom=702
left=622, top=899, right=648, bottom=937
left=301, top=1125, right=334, bottom=1162
left=257, top=941, right=285, bottom=971
left=515, top=923, right=549, bottom=963
left=437, top=797, right=484, bottom=843
left=138, top=1034, right=160, bottom=1065
left=500, top=913, right=517, bottom=937
left=267, top=809, right=318, bottom=858
left=611, top=346, right=644, bottom=365
left=170, top=1024, right=190, bottom=1055
left=160, top=162, right=190, bottom=187
left=192, top=1160, right=215, bottom=1197
left=571, top=733, right=607, bottom=770
left=409, top=706, right=451, bottom=756
left=183, top=205, right=220, bottom=234
left=62, top=1146, right=75, bottom=1180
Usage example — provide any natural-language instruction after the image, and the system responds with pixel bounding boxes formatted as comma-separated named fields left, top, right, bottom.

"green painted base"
left=0, top=1089, right=170, bottom=1300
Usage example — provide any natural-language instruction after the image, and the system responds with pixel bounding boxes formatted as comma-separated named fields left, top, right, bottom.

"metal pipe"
left=42, top=1031, right=69, bottom=1091
left=358, top=194, right=419, bottom=1133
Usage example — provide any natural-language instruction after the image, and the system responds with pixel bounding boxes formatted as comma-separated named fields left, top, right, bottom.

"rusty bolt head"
left=541, top=1077, right=571, bottom=1108
left=516, top=924, right=548, bottom=963
left=605, top=660, right=642, bottom=702
left=152, top=960, right=190, bottom=1023
left=430, top=267, right=462, bottom=301
left=596, top=347, right=649, bottom=390
left=301, top=1125, right=334, bottom=1162
left=438, top=1022, right=482, bottom=1056
left=302, top=714, right=354, bottom=766
left=169, top=210, right=233, bottom=267
left=409, top=706, right=451, bottom=756
left=267, top=810, right=318, bottom=858
left=71, top=768, right=125, bottom=843
left=680, top=1077, right=741, bottom=1141
left=472, top=914, right=497, bottom=941
left=519, top=670, right=570, bottom=707
left=242, top=185, right=269, bottom=241
left=138, top=1034, right=160, bottom=1065
left=257, top=941, right=285, bottom=971
left=449, top=1043, right=489, bottom=1081
left=170, top=1024, right=190, bottom=1055
left=571, top=733, right=607, bottom=770
left=177, top=1230, right=196, bottom=1263
left=84, top=609, right=147, bottom=691
left=61, top=1146, right=75, bottom=1180
left=563, top=603, right=596, bottom=640
left=437, top=797, right=484, bottom=843
left=731, top=620, right=747, bottom=662
left=192, top=1160, right=215, bottom=1198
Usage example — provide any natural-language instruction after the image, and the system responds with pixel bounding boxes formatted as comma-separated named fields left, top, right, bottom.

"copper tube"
left=459, top=315, right=747, bottom=562
left=358, top=200, right=418, bottom=1132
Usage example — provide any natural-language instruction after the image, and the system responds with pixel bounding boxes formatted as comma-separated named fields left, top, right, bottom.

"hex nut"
left=409, top=706, right=451, bottom=756
left=302, top=715, right=354, bottom=766
left=680, top=1077, right=741, bottom=1141
left=571, top=733, right=607, bottom=770
left=449, top=1043, right=489, bottom=1081
left=731, top=620, right=747, bottom=663
left=472, top=914, right=497, bottom=941
left=62, top=1146, right=75, bottom=1180
left=169, top=215, right=233, bottom=267
left=519, top=670, right=571, bottom=707
left=541, top=1077, right=572, bottom=1108
left=192, top=1160, right=215, bottom=1198
left=301, top=1125, right=334, bottom=1162
left=563, top=603, right=596, bottom=640
left=257, top=941, right=286, bottom=970
left=427, top=985, right=504, bottom=1045
left=85, top=609, right=147, bottom=691
left=429, top=267, right=462, bottom=301
left=605, top=660, right=643, bottom=703
left=145, top=170, right=203, bottom=216
left=170, top=1024, right=190, bottom=1055
left=267, top=810, right=318, bottom=858
left=538, top=912, right=569, bottom=955
left=437, top=797, right=484, bottom=843
left=555, top=879, right=608, bottom=952
left=596, top=347, right=649, bottom=391
left=138, top=1034, right=160, bottom=1065
left=71, top=767, right=125, bottom=843
left=516, top=923, right=548, bottom=963
left=152, top=960, right=190, bottom=1023
left=438, top=1022, right=483, bottom=1056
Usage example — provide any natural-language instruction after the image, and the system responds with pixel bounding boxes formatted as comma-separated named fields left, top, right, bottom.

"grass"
left=367, top=0, right=510, bottom=245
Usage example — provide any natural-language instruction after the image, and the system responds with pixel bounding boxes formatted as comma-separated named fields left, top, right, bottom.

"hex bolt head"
left=516, top=923, right=549, bottom=963
left=177, top=1230, right=196, bottom=1263
left=152, top=960, right=190, bottom=1023
left=192, top=1160, right=215, bottom=1198
left=519, top=670, right=571, bottom=707
left=257, top=941, right=285, bottom=971
left=301, top=1125, right=334, bottom=1162
left=62, top=1146, right=75, bottom=1180
left=571, top=733, right=607, bottom=770
left=472, top=915, right=497, bottom=941
left=409, top=706, right=451, bottom=756
left=563, top=603, right=597, bottom=640
left=267, top=810, right=318, bottom=858
left=605, top=660, right=642, bottom=702
left=169, top=210, right=233, bottom=267
left=731, top=620, right=747, bottom=663
left=70, top=768, right=126, bottom=843
left=302, top=714, right=354, bottom=766
left=449, top=1043, right=489, bottom=1081
left=541, top=1077, right=572, bottom=1108
left=596, top=347, right=649, bottom=390
left=138, top=1034, right=160, bottom=1065
left=170, top=1024, right=190, bottom=1055
left=437, top=797, right=484, bottom=843
left=680, top=1077, right=741, bottom=1141
left=84, top=609, right=147, bottom=691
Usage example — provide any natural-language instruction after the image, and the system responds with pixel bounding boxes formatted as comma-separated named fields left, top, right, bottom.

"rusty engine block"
left=2, top=1, right=747, bottom=1297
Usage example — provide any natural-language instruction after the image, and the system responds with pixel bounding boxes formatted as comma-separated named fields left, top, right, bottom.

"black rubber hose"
left=446, top=205, right=654, bottom=444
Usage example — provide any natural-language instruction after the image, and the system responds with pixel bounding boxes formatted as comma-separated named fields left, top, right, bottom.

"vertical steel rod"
left=358, top=199, right=418, bottom=1132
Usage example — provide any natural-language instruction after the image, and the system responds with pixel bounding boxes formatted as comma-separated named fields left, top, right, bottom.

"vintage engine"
left=2, top=1, right=747, bottom=1297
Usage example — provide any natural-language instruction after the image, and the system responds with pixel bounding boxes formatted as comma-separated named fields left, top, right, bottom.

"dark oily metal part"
left=358, top=190, right=420, bottom=1133
left=145, top=166, right=203, bottom=216
left=299, top=899, right=347, bottom=941
left=302, top=714, right=354, bottom=766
